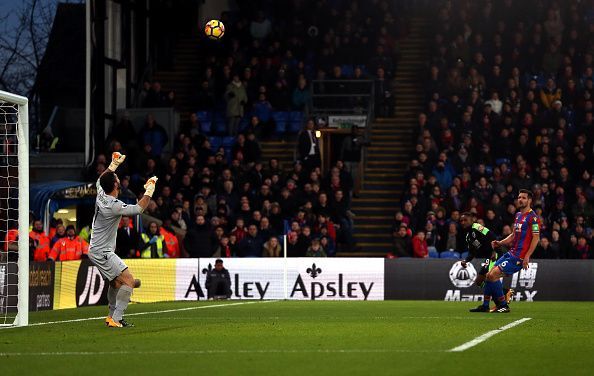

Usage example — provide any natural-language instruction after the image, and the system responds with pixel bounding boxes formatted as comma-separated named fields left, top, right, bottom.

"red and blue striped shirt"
left=510, top=209, right=540, bottom=259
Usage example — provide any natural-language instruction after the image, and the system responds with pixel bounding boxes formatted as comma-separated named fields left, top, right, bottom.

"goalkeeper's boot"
left=469, top=305, right=490, bottom=312
left=106, top=317, right=122, bottom=328
left=505, top=288, right=514, bottom=304
left=105, top=316, right=111, bottom=326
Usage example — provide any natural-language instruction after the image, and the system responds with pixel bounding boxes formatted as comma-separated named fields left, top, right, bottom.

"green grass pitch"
left=1, top=301, right=593, bottom=375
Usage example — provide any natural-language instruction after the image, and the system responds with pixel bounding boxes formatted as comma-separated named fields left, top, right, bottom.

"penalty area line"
left=0, top=300, right=278, bottom=330
left=448, top=317, right=532, bottom=352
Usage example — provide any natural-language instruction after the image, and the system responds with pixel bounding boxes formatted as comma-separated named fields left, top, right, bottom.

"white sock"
left=112, top=285, right=133, bottom=322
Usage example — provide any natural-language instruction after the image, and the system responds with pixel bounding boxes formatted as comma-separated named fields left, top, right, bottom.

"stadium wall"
left=17, top=259, right=594, bottom=311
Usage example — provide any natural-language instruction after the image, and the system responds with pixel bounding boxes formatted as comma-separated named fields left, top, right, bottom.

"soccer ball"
left=204, top=20, right=225, bottom=40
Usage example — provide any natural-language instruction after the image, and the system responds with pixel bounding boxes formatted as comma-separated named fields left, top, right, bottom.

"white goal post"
left=0, top=90, right=29, bottom=327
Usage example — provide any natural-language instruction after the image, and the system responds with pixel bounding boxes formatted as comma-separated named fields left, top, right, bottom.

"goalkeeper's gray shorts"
left=88, top=251, right=128, bottom=282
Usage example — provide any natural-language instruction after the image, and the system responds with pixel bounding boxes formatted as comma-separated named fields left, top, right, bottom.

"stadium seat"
left=214, top=121, right=227, bottom=135
left=272, top=111, right=289, bottom=135
left=428, top=248, right=439, bottom=258
left=288, top=111, right=304, bottom=133
left=460, top=251, right=469, bottom=260
left=440, top=251, right=461, bottom=259
left=224, top=147, right=232, bottom=162
left=209, top=136, right=222, bottom=150
left=238, top=116, right=250, bottom=133
left=196, top=111, right=211, bottom=123
left=495, top=158, right=511, bottom=166
left=200, top=121, right=212, bottom=135
left=341, top=64, right=354, bottom=77
left=222, top=136, right=235, bottom=147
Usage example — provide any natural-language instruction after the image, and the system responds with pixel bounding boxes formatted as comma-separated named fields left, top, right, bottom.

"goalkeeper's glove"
left=108, top=152, right=126, bottom=172
left=144, top=176, right=158, bottom=197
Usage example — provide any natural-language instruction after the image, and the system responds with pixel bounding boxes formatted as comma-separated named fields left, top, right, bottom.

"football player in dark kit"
left=459, top=212, right=513, bottom=312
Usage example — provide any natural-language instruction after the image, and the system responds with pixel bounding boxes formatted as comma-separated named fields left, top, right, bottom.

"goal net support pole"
left=0, top=90, right=29, bottom=327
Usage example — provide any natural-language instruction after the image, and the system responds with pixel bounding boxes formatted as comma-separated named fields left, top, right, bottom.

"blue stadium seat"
left=224, top=147, right=232, bottom=162
left=272, top=111, right=289, bottom=135
left=222, top=136, right=235, bottom=147
left=209, top=136, right=222, bottom=150
left=214, top=121, right=227, bottom=135
left=200, top=121, right=212, bottom=135
left=288, top=111, right=304, bottom=133
left=341, top=64, right=354, bottom=77
left=289, top=111, right=304, bottom=123
left=238, top=116, right=250, bottom=133
left=460, top=251, right=469, bottom=260
left=495, top=158, right=511, bottom=166
left=429, top=249, right=439, bottom=258
left=196, top=111, right=211, bottom=123
left=440, top=251, right=461, bottom=259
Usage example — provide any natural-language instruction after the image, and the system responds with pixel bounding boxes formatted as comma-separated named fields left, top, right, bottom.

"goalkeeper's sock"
left=107, top=285, right=119, bottom=318
left=112, top=285, right=133, bottom=322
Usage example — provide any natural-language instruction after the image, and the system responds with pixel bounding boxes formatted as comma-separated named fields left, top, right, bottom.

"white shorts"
left=88, top=252, right=128, bottom=281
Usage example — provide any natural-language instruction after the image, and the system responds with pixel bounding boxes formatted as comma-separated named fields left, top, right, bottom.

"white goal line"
left=448, top=317, right=532, bottom=352
left=0, top=300, right=278, bottom=330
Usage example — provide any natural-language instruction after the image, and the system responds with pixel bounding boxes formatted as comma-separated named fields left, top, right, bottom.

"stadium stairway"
left=260, top=140, right=296, bottom=171
left=152, top=37, right=201, bottom=120
left=152, top=37, right=297, bottom=169
left=346, top=16, right=429, bottom=256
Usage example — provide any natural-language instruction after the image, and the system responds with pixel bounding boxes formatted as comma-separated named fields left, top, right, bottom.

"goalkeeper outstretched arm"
left=137, top=176, right=158, bottom=211
left=98, top=152, right=158, bottom=213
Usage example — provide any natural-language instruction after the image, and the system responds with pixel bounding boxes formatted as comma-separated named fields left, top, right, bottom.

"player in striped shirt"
left=487, top=189, right=540, bottom=313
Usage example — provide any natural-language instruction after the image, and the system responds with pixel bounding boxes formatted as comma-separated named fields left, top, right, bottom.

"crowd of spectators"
left=394, top=0, right=594, bottom=259
left=60, top=1, right=407, bottom=259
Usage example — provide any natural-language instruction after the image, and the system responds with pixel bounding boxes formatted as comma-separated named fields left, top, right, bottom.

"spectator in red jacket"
left=412, top=231, right=429, bottom=258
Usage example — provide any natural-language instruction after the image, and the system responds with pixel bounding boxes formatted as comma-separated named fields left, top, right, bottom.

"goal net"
left=0, top=90, right=29, bottom=327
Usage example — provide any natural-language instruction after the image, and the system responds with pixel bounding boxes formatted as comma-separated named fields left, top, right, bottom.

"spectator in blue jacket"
left=139, top=114, right=169, bottom=157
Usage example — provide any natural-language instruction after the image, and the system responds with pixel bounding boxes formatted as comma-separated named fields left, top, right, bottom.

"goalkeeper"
left=88, top=152, right=158, bottom=328
left=459, top=212, right=513, bottom=312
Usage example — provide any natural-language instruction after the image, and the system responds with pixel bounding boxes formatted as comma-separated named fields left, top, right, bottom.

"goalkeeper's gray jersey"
left=89, top=178, right=142, bottom=255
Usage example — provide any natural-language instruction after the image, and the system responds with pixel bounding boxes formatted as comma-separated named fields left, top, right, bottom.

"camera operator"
left=205, top=259, right=231, bottom=299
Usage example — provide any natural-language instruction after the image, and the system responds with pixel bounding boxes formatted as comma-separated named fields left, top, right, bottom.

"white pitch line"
left=448, top=317, right=532, bottom=352
left=0, top=349, right=442, bottom=357
left=0, top=300, right=278, bottom=330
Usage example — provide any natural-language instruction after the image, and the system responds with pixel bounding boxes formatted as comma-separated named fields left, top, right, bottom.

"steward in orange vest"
left=48, top=225, right=89, bottom=261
